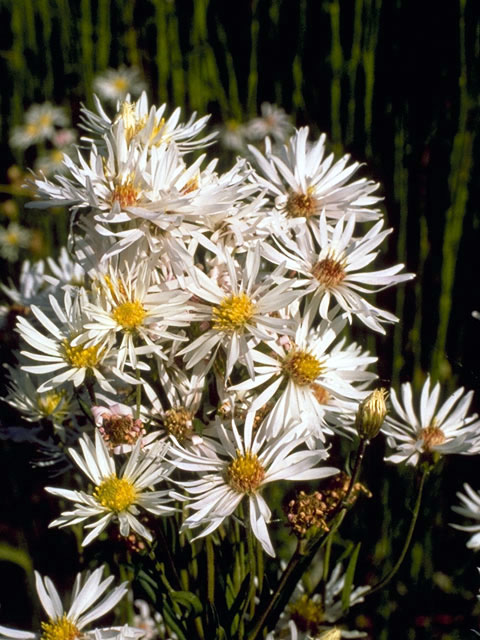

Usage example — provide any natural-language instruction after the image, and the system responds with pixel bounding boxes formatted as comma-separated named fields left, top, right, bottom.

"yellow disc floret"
left=227, top=450, right=265, bottom=493
left=118, top=101, right=166, bottom=144
left=41, top=615, right=79, bottom=640
left=112, top=300, right=147, bottom=330
left=282, top=349, right=324, bottom=386
left=212, top=293, right=256, bottom=333
left=93, top=475, right=137, bottom=512
left=37, top=390, right=67, bottom=418
left=62, top=340, right=100, bottom=368
left=111, top=180, right=139, bottom=209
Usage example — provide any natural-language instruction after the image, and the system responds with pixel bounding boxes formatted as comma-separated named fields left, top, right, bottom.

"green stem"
left=248, top=439, right=369, bottom=638
left=367, top=467, right=428, bottom=596
left=240, top=521, right=257, bottom=637
left=248, top=542, right=301, bottom=640
left=321, top=529, right=334, bottom=604
left=328, top=437, right=368, bottom=521
left=248, top=511, right=346, bottom=640
left=206, top=536, right=215, bottom=605
left=135, top=368, right=142, bottom=419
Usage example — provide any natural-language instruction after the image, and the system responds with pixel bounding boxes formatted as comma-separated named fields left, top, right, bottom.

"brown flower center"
left=285, top=191, right=317, bottom=218
left=421, top=425, right=446, bottom=451
left=311, top=257, right=345, bottom=288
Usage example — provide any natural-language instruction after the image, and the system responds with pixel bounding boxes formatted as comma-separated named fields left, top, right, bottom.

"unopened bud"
left=355, top=388, right=388, bottom=440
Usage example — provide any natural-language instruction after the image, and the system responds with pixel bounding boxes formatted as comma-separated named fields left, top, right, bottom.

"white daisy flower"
left=262, top=212, right=414, bottom=333
left=1, top=259, right=47, bottom=308
left=81, top=259, right=193, bottom=370
left=382, top=377, right=480, bottom=466
left=16, top=290, right=114, bottom=393
left=170, top=415, right=337, bottom=556
left=285, top=560, right=369, bottom=638
left=143, top=360, right=208, bottom=448
left=248, top=127, right=382, bottom=236
left=45, top=247, right=86, bottom=291
left=232, top=309, right=376, bottom=444
left=3, top=365, right=73, bottom=427
left=247, top=102, right=293, bottom=144
left=0, top=223, right=32, bottom=261
left=450, top=483, right=480, bottom=550
left=46, top=431, right=174, bottom=546
left=81, top=91, right=215, bottom=152
left=218, top=118, right=249, bottom=152
left=10, top=102, right=69, bottom=149
left=93, top=66, right=146, bottom=104
left=179, top=245, right=302, bottom=379
left=0, top=565, right=141, bottom=640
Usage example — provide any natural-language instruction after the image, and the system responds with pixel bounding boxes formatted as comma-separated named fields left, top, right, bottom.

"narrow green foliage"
left=341, top=542, right=361, bottom=611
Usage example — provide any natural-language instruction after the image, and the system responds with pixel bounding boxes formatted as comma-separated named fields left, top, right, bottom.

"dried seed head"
left=286, top=490, right=329, bottom=538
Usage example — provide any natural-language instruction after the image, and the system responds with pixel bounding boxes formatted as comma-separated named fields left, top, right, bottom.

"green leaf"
left=341, top=542, right=361, bottom=612
left=137, top=569, right=158, bottom=604
left=160, top=600, right=188, bottom=640
left=0, top=543, right=32, bottom=574
left=228, top=573, right=250, bottom=636
left=171, top=590, right=203, bottom=616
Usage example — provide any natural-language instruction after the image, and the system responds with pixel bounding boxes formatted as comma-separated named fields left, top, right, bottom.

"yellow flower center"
left=285, top=190, right=317, bottom=218
left=38, top=114, right=53, bottom=128
left=93, top=475, right=137, bottom=512
left=118, top=102, right=166, bottom=144
left=26, top=123, right=40, bottom=137
left=41, top=614, right=79, bottom=640
left=113, top=77, right=128, bottom=91
left=112, top=300, right=147, bottom=330
left=37, top=390, right=66, bottom=417
left=111, top=180, right=139, bottom=209
left=311, top=256, right=346, bottom=288
left=421, top=424, right=446, bottom=451
left=6, top=231, right=19, bottom=246
left=62, top=340, right=100, bottom=368
left=212, top=293, right=256, bottom=332
left=290, top=595, right=324, bottom=634
left=282, top=349, right=324, bottom=386
left=227, top=450, right=265, bottom=493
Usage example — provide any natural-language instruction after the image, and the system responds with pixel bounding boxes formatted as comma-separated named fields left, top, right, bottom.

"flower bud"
left=355, top=388, right=388, bottom=440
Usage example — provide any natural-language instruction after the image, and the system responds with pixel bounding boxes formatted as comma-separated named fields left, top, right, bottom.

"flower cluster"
left=5, top=90, right=480, bottom=637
